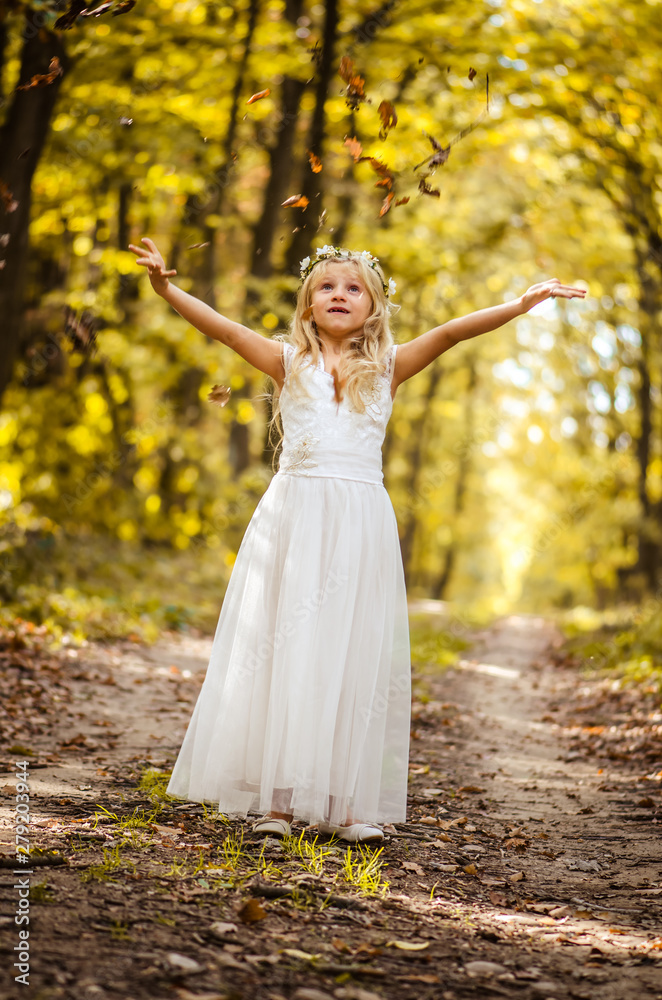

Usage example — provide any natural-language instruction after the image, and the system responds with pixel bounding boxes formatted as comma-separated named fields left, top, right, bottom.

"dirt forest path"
left=1, top=611, right=662, bottom=999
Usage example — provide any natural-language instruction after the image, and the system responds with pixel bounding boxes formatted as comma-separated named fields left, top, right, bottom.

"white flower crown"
left=299, top=245, right=396, bottom=298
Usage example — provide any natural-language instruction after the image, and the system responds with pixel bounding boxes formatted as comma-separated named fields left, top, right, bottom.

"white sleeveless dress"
left=167, top=343, right=411, bottom=826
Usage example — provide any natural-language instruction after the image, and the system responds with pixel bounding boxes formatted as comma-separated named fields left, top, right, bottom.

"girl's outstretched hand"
left=520, top=278, right=586, bottom=312
left=128, top=237, right=177, bottom=296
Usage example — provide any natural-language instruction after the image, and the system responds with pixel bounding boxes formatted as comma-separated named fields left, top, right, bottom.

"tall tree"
left=0, top=10, right=67, bottom=405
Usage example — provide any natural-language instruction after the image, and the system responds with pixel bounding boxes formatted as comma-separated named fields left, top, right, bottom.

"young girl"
left=129, top=237, right=585, bottom=843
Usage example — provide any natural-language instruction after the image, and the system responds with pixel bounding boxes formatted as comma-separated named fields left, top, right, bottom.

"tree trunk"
left=284, top=0, right=338, bottom=273
left=399, top=363, right=443, bottom=582
left=0, top=16, right=68, bottom=408
left=433, top=359, right=477, bottom=599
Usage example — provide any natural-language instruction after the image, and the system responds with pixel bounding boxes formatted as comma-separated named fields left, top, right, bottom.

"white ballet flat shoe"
left=251, top=816, right=291, bottom=837
left=319, top=822, right=384, bottom=844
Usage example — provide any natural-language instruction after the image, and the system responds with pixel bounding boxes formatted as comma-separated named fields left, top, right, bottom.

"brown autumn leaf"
left=414, top=131, right=451, bottom=171
left=54, top=0, right=87, bottom=30
left=395, top=196, right=410, bottom=206
left=509, top=870, right=525, bottom=883
left=504, top=837, right=528, bottom=852
left=16, top=57, right=63, bottom=92
left=418, top=178, right=440, bottom=198
left=344, top=135, right=363, bottom=162
left=207, top=385, right=231, bottom=407
left=331, top=937, right=351, bottom=953
left=490, top=890, right=508, bottom=906
left=338, top=56, right=367, bottom=109
left=402, top=860, right=426, bottom=877
left=380, top=191, right=394, bottom=217
left=463, top=863, right=478, bottom=876
left=307, top=149, right=323, bottom=173
left=378, top=100, right=398, bottom=139
left=458, top=785, right=485, bottom=793
left=281, top=194, right=309, bottom=209
left=358, top=156, right=394, bottom=190
left=246, top=89, right=270, bottom=105
left=468, top=67, right=477, bottom=81
left=63, top=306, right=99, bottom=354
left=81, top=0, right=114, bottom=16
left=237, top=898, right=267, bottom=924
left=112, top=0, right=137, bottom=15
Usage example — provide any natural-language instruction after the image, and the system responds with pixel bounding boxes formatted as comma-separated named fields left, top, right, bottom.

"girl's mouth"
left=328, top=307, right=349, bottom=313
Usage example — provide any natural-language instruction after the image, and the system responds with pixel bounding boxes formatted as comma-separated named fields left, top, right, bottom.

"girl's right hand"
left=128, top=237, right=177, bottom=296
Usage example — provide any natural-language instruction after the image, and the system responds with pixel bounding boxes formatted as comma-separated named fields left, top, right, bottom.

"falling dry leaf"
left=246, top=89, right=270, bottom=105
left=468, top=67, right=477, bottom=81
left=338, top=56, right=367, bottom=109
left=187, top=242, right=211, bottom=250
left=418, top=178, right=440, bottom=198
left=54, top=0, right=87, bottom=30
left=63, top=306, right=99, bottom=354
left=362, top=158, right=394, bottom=189
left=344, top=136, right=363, bottom=162
left=307, top=150, right=323, bottom=173
left=378, top=99, right=398, bottom=139
left=112, top=0, right=137, bottom=15
left=207, top=385, right=231, bottom=407
left=81, top=0, right=114, bottom=16
left=395, top=196, right=410, bottom=206
left=380, top=191, right=394, bottom=217
left=16, top=57, right=63, bottom=91
left=414, top=132, right=451, bottom=172
left=281, top=194, right=309, bottom=209
left=237, top=898, right=267, bottom=924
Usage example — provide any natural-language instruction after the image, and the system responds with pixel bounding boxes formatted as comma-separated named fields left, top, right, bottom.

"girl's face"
left=309, top=264, right=373, bottom=341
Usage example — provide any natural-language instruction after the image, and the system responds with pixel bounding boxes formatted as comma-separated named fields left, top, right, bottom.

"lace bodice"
left=277, top=343, right=396, bottom=485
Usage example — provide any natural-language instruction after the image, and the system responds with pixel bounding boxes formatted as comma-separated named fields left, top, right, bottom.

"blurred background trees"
left=0, top=0, right=661, bottom=638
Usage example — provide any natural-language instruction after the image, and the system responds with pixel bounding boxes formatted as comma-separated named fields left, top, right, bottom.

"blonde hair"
left=266, top=254, right=397, bottom=461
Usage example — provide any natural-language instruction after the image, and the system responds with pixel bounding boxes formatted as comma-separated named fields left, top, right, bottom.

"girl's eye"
left=349, top=285, right=360, bottom=292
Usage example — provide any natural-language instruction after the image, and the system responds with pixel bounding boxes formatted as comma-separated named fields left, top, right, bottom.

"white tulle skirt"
left=167, top=472, right=411, bottom=826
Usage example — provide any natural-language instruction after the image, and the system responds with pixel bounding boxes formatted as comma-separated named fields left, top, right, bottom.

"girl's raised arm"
left=392, top=278, right=586, bottom=387
left=129, top=238, right=284, bottom=386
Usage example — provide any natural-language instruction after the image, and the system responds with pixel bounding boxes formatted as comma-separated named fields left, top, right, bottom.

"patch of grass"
left=410, top=626, right=469, bottom=671
left=109, top=920, right=131, bottom=941
left=29, top=881, right=55, bottom=903
left=341, top=844, right=389, bottom=897
left=136, top=767, right=175, bottom=809
left=219, top=829, right=246, bottom=870
left=80, top=845, right=135, bottom=883
left=558, top=606, right=662, bottom=693
left=281, top=830, right=333, bottom=876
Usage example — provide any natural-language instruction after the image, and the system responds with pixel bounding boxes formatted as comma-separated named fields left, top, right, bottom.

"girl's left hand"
left=520, top=279, right=587, bottom=312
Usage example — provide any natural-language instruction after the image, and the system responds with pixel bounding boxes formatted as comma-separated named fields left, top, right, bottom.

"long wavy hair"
left=268, top=253, right=397, bottom=458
